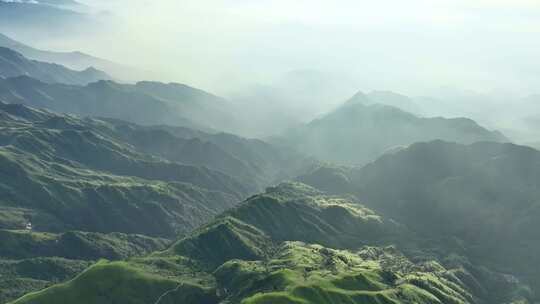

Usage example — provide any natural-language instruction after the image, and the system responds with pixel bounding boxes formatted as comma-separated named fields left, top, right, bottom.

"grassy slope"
left=11, top=261, right=217, bottom=304
left=298, top=141, right=540, bottom=301
left=0, top=229, right=169, bottom=303
left=0, top=229, right=169, bottom=260
left=0, top=103, right=249, bottom=302
left=10, top=183, right=528, bottom=304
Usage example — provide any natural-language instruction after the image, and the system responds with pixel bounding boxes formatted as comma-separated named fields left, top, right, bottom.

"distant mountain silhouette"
left=0, top=1, right=90, bottom=34
left=0, top=32, right=144, bottom=81
left=275, top=93, right=507, bottom=165
left=0, top=75, right=248, bottom=133
left=0, top=47, right=110, bottom=85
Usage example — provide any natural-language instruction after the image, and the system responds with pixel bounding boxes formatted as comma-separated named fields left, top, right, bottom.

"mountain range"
left=0, top=29, right=538, bottom=304
left=0, top=47, right=110, bottom=85
left=274, top=91, right=508, bottom=165
left=298, top=140, right=540, bottom=298
left=1, top=99, right=537, bottom=303
left=0, top=76, right=231, bottom=131
left=0, top=1, right=91, bottom=37
left=0, top=33, right=143, bottom=81
left=0, top=101, right=314, bottom=302
left=7, top=182, right=534, bottom=304
left=0, top=101, right=312, bottom=235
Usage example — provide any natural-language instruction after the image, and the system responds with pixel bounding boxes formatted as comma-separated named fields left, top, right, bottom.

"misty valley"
left=0, top=1, right=540, bottom=304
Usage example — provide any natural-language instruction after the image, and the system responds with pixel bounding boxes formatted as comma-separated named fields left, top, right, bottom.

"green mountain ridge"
left=298, top=140, right=540, bottom=300
left=0, top=229, right=169, bottom=260
left=0, top=101, right=249, bottom=237
left=0, top=229, right=170, bottom=303
left=0, top=101, right=320, bottom=302
left=7, top=183, right=532, bottom=304
left=0, top=102, right=254, bottom=302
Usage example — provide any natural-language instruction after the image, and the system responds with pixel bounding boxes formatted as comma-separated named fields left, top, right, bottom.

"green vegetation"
left=0, top=229, right=169, bottom=260
left=0, top=257, right=92, bottom=304
left=11, top=261, right=218, bottom=304
left=1, top=96, right=537, bottom=304
left=0, top=229, right=169, bottom=303
left=9, top=183, right=531, bottom=304
left=300, top=141, right=540, bottom=301
left=0, top=102, right=245, bottom=237
left=0, top=102, right=316, bottom=303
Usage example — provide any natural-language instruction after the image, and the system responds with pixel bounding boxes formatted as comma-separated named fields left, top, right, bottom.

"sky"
left=13, top=0, right=540, bottom=96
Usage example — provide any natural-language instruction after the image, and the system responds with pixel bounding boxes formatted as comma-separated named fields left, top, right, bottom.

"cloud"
left=38, top=0, right=540, bottom=95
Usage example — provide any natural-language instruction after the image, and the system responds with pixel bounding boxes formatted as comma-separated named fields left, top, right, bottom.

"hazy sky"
left=29, top=0, right=540, bottom=95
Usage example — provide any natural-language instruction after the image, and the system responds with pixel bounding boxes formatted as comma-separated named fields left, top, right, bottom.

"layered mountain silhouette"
left=0, top=102, right=315, bottom=302
left=0, top=47, right=110, bottom=85
left=0, top=101, right=313, bottom=234
left=1, top=103, right=536, bottom=303
left=275, top=92, right=507, bottom=165
left=0, top=75, right=245, bottom=132
left=0, top=27, right=536, bottom=304
left=0, top=102, right=248, bottom=238
left=0, top=33, right=143, bottom=81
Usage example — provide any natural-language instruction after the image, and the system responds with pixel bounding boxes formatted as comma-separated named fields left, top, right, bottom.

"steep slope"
left=275, top=94, right=507, bottom=165
left=300, top=141, right=540, bottom=299
left=9, top=183, right=531, bottom=304
left=0, top=47, right=110, bottom=85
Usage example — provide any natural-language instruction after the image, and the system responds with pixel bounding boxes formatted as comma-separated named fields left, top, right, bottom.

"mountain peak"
left=345, top=90, right=369, bottom=105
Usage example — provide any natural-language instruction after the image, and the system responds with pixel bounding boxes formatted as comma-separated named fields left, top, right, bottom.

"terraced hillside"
left=8, top=183, right=531, bottom=304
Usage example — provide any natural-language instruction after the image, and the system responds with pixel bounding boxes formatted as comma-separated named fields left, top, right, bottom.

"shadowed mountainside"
left=298, top=140, right=540, bottom=299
